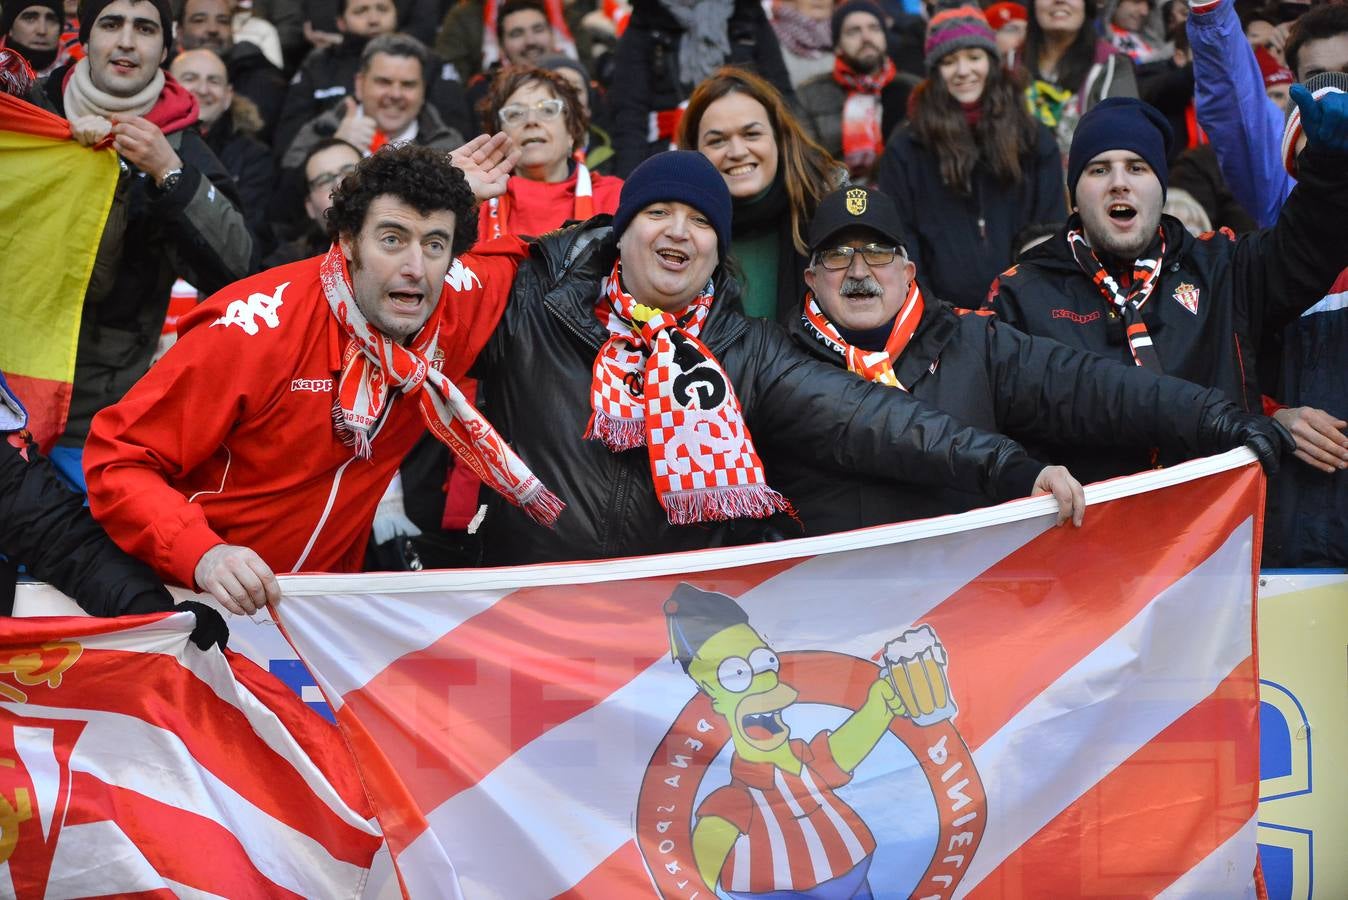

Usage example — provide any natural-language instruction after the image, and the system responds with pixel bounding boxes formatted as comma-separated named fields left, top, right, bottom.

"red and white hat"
left=984, top=1, right=1028, bottom=30
left=1281, top=73, right=1348, bottom=176
left=1255, top=47, right=1293, bottom=90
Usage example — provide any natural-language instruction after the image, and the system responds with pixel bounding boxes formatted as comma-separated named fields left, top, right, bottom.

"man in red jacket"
left=83, top=137, right=560, bottom=616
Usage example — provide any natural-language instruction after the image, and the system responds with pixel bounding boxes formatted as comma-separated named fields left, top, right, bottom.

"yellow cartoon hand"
left=870, top=677, right=908, bottom=718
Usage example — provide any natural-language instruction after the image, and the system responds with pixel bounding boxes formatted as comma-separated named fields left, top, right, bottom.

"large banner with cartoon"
left=265, top=449, right=1265, bottom=899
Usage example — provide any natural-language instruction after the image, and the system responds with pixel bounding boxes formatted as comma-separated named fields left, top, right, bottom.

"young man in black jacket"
left=29, top=0, right=253, bottom=471
left=782, top=186, right=1290, bottom=534
left=0, top=373, right=225, bottom=649
left=986, top=94, right=1348, bottom=484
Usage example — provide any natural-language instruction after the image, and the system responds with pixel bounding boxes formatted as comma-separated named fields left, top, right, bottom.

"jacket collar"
left=1025, top=213, right=1193, bottom=274
left=788, top=291, right=961, bottom=390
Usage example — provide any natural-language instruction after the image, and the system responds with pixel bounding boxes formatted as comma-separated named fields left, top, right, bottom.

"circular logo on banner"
left=635, top=638, right=985, bottom=899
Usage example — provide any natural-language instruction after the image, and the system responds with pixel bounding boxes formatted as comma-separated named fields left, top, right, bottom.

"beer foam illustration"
left=883, top=624, right=946, bottom=667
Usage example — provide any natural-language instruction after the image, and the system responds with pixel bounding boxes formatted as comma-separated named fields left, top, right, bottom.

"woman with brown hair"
left=477, top=65, right=624, bottom=241
left=877, top=6, right=1064, bottom=309
left=678, top=65, right=843, bottom=323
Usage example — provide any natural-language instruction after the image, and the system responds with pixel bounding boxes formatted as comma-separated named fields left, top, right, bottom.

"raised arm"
left=1188, top=0, right=1294, bottom=227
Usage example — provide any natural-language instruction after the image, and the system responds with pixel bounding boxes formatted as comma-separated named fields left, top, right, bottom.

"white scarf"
left=62, top=56, right=164, bottom=125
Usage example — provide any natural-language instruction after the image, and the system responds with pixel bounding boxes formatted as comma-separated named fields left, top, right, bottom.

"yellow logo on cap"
left=846, top=188, right=868, bottom=216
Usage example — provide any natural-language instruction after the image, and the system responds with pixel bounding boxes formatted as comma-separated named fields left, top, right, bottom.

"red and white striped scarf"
left=834, top=56, right=897, bottom=180
left=800, top=281, right=925, bottom=389
left=1066, top=225, right=1167, bottom=371
left=319, top=245, right=564, bottom=525
left=586, top=260, right=789, bottom=524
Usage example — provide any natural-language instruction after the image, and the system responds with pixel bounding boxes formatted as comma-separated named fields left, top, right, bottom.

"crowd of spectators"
left=2, top=0, right=1348, bottom=635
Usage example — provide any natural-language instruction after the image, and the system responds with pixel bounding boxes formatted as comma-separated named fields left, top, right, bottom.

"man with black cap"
left=986, top=94, right=1348, bottom=485
left=797, top=0, right=916, bottom=184
left=1, top=0, right=64, bottom=75
left=23, top=0, right=250, bottom=482
left=778, top=184, right=1292, bottom=534
left=471, top=149, right=1091, bottom=565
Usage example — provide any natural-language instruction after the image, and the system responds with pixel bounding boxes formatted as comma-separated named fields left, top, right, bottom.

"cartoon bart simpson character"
left=665, top=584, right=955, bottom=899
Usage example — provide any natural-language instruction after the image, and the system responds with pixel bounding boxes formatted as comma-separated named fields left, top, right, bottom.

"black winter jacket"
left=878, top=122, right=1065, bottom=309
left=782, top=301, right=1253, bottom=534
left=225, top=41, right=287, bottom=144
left=275, top=34, right=473, bottom=156
left=988, top=146, right=1348, bottom=483
left=1, top=430, right=173, bottom=617
left=471, top=219, right=1046, bottom=565
left=606, top=0, right=796, bottom=176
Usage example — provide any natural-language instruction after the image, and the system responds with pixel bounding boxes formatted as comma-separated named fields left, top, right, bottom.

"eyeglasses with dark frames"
left=815, top=243, right=901, bottom=270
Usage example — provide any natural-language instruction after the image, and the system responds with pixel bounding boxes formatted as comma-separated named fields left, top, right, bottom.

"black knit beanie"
left=1067, top=97, right=1172, bottom=205
left=1, top=0, right=63, bottom=38
left=612, top=151, right=733, bottom=253
left=78, top=0, right=174, bottom=56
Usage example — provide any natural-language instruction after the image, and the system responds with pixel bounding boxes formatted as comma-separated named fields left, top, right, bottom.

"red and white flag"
left=0, top=612, right=383, bottom=898
left=275, top=450, right=1265, bottom=898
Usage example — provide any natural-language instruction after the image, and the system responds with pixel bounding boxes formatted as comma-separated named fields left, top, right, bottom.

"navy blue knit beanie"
left=1066, top=97, right=1173, bottom=206
left=612, top=151, right=733, bottom=252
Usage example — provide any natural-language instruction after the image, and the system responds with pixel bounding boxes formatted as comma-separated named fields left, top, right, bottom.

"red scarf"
left=483, top=155, right=594, bottom=240
left=1066, top=224, right=1167, bottom=371
left=587, top=260, right=789, bottom=525
left=800, top=282, right=925, bottom=388
left=319, top=245, right=564, bottom=525
left=834, top=56, right=897, bottom=180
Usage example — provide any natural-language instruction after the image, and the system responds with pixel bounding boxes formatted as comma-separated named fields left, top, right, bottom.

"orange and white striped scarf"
left=800, top=281, right=925, bottom=388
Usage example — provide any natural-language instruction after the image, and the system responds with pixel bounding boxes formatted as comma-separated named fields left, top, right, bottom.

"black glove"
left=176, top=600, right=230, bottom=652
left=1202, top=408, right=1295, bottom=474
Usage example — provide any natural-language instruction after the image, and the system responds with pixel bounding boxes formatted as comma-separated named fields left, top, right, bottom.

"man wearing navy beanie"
left=986, top=90, right=1348, bottom=491
left=469, top=150, right=1090, bottom=564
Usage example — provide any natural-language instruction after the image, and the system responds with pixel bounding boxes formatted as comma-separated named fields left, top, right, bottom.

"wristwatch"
left=155, top=167, right=184, bottom=193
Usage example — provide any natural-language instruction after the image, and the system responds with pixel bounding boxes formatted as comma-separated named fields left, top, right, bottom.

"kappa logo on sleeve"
left=444, top=259, right=482, bottom=293
left=212, top=282, right=289, bottom=335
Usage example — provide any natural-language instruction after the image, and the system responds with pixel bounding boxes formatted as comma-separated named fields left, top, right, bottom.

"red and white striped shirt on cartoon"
left=698, top=733, right=876, bottom=893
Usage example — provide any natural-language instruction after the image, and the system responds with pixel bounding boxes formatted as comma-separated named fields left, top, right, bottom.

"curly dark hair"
left=479, top=65, right=588, bottom=153
left=326, top=143, right=479, bottom=258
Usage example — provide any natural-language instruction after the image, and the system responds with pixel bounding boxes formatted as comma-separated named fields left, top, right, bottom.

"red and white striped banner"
left=275, top=449, right=1265, bottom=898
left=0, top=612, right=383, bottom=898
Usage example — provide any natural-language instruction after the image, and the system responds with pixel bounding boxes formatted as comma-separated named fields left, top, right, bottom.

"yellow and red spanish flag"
left=0, top=91, right=118, bottom=449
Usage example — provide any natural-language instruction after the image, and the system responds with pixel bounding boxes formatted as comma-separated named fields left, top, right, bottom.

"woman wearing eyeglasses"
left=476, top=66, right=624, bottom=242
left=877, top=7, right=1064, bottom=310
left=678, top=66, right=844, bottom=324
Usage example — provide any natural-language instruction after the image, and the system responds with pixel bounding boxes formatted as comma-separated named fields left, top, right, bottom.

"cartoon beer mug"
left=879, top=624, right=957, bottom=727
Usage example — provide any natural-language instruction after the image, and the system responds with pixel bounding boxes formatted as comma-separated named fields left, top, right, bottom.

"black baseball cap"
left=807, top=186, right=908, bottom=254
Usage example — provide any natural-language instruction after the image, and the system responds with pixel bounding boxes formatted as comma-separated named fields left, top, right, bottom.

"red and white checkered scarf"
left=586, top=260, right=789, bottom=525
left=320, top=244, right=564, bottom=525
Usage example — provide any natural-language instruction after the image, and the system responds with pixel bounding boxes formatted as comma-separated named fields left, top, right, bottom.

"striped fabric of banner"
left=0, top=92, right=118, bottom=449
left=0, top=612, right=382, bottom=899
left=276, top=450, right=1264, bottom=899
